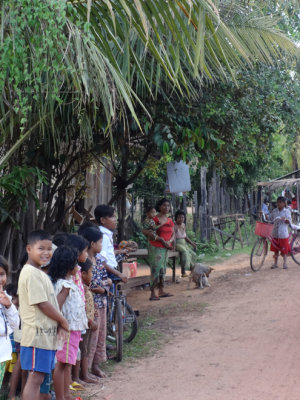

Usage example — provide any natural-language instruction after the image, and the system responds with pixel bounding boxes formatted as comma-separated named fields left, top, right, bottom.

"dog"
left=188, top=263, right=214, bottom=289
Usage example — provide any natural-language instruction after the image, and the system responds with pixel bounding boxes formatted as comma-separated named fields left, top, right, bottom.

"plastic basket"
left=254, top=221, right=273, bottom=237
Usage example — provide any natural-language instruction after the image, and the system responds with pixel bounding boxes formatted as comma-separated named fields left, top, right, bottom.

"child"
left=78, top=258, right=98, bottom=384
left=65, top=234, right=89, bottom=387
left=5, top=283, right=22, bottom=400
left=0, top=256, right=19, bottom=390
left=143, top=207, right=170, bottom=247
left=94, top=204, right=128, bottom=283
left=48, top=245, right=88, bottom=400
left=18, top=230, right=69, bottom=400
left=174, top=210, right=198, bottom=277
left=81, top=227, right=111, bottom=378
left=270, top=196, right=291, bottom=269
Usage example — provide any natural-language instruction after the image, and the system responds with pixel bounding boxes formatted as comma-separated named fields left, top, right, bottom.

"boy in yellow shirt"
left=18, top=230, right=69, bottom=400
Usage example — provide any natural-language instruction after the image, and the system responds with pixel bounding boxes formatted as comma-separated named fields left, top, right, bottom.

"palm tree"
left=1, top=0, right=299, bottom=167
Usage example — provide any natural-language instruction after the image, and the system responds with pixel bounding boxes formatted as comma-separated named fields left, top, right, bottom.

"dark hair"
left=277, top=196, right=286, bottom=203
left=0, top=255, right=9, bottom=274
left=6, top=283, right=18, bottom=297
left=48, top=246, right=78, bottom=283
left=52, top=232, right=69, bottom=247
left=155, top=198, right=170, bottom=212
left=287, top=199, right=292, bottom=205
left=78, top=221, right=97, bottom=236
left=94, top=204, right=115, bottom=224
left=81, top=227, right=103, bottom=248
left=175, top=210, right=185, bottom=220
left=79, top=258, right=93, bottom=273
left=65, top=234, right=89, bottom=255
left=145, top=206, right=156, bottom=214
left=263, top=198, right=269, bottom=204
left=27, top=230, right=51, bottom=245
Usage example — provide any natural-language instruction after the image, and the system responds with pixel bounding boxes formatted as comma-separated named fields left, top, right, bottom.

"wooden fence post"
left=193, top=191, right=198, bottom=233
left=200, top=166, right=208, bottom=241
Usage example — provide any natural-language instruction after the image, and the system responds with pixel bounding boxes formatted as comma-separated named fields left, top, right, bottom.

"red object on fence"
left=123, top=262, right=137, bottom=278
left=254, top=221, right=273, bottom=237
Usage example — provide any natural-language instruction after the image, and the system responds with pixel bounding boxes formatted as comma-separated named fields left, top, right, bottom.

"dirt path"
left=90, top=253, right=300, bottom=400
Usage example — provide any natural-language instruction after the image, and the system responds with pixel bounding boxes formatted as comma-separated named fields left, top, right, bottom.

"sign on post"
left=167, top=161, right=191, bottom=193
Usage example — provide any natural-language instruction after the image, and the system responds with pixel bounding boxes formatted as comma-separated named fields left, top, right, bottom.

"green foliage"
left=0, top=0, right=68, bottom=129
left=131, top=230, right=148, bottom=249
left=0, top=166, right=47, bottom=224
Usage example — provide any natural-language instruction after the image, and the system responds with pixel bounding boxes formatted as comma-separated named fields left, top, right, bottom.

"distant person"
left=174, top=210, right=198, bottom=277
left=142, top=198, right=174, bottom=301
left=261, top=199, right=270, bottom=217
left=269, top=197, right=291, bottom=270
left=291, top=196, right=298, bottom=210
left=143, top=206, right=169, bottom=247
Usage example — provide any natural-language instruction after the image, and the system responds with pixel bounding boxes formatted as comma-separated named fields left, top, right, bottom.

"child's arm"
left=90, top=286, right=106, bottom=294
left=104, top=263, right=128, bottom=283
left=0, top=288, right=20, bottom=330
left=38, top=301, right=69, bottom=331
left=56, top=287, right=70, bottom=310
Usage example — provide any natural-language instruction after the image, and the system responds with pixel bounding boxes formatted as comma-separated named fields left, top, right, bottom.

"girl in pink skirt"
left=48, top=246, right=88, bottom=400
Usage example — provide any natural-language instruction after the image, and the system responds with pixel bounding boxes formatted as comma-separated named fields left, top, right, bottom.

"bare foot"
left=91, top=366, right=106, bottom=378
left=80, top=375, right=99, bottom=384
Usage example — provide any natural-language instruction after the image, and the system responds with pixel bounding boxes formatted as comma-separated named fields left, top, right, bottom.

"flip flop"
left=149, top=297, right=160, bottom=301
left=159, top=293, right=174, bottom=298
left=70, top=382, right=85, bottom=391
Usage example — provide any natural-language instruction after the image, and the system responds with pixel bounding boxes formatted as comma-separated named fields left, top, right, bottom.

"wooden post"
left=236, top=215, right=244, bottom=247
left=183, top=193, right=187, bottom=215
left=200, top=167, right=208, bottom=241
left=193, top=191, right=198, bottom=233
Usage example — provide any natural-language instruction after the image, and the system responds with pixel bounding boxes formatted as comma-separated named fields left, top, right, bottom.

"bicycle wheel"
left=123, top=301, right=138, bottom=343
left=291, top=234, right=300, bottom=265
left=114, top=298, right=123, bottom=362
left=250, top=237, right=268, bottom=272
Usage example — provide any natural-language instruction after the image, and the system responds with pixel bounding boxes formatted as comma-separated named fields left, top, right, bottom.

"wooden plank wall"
left=84, top=159, right=113, bottom=210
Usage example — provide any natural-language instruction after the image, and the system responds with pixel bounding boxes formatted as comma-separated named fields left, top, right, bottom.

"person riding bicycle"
left=269, top=196, right=291, bottom=270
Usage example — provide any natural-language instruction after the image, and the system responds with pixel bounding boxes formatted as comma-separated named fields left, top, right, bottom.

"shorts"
left=270, top=237, right=291, bottom=255
left=79, top=329, right=91, bottom=358
left=5, top=352, right=18, bottom=373
left=56, top=331, right=81, bottom=365
left=20, top=347, right=56, bottom=374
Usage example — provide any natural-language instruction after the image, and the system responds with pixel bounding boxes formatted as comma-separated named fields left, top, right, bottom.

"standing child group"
left=0, top=204, right=128, bottom=400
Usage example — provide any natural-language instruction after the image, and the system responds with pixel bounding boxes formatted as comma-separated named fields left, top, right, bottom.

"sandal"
left=149, top=296, right=160, bottom=301
left=270, top=264, right=278, bottom=269
left=70, top=382, right=85, bottom=391
left=283, top=264, right=288, bottom=269
left=159, top=293, right=174, bottom=298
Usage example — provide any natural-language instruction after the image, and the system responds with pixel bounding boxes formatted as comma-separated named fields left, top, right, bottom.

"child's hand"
left=120, top=273, right=128, bottom=283
left=107, top=278, right=112, bottom=287
left=89, top=320, right=98, bottom=331
left=59, top=317, right=69, bottom=332
left=0, top=285, right=12, bottom=308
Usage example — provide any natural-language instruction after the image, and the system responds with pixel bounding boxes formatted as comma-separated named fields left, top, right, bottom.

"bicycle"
left=250, top=219, right=300, bottom=272
left=106, top=277, right=138, bottom=362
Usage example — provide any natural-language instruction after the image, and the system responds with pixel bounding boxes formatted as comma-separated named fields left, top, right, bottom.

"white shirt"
left=99, top=226, right=118, bottom=269
left=54, top=277, right=87, bottom=331
left=270, top=208, right=291, bottom=239
left=0, top=293, right=19, bottom=362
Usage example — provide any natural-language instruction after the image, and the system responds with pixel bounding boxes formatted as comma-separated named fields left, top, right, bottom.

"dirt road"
left=95, top=253, right=300, bottom=400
